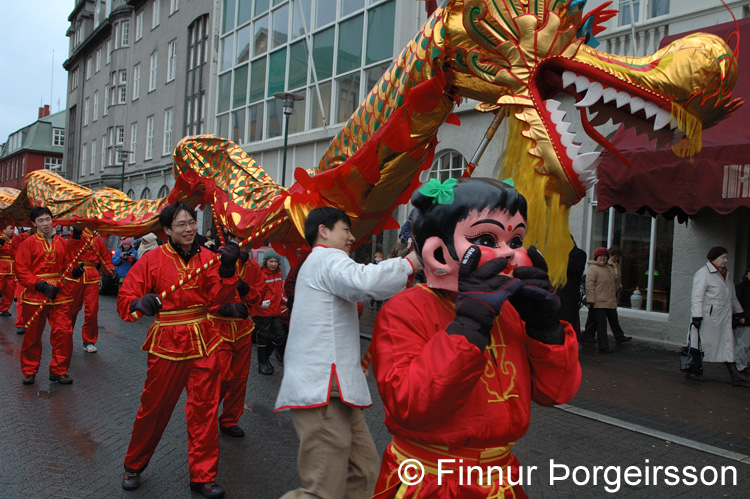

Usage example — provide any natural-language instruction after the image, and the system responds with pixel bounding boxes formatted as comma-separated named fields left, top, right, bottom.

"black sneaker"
left=616, top=336, right=632, bottom=344
left=220, top=425, right=245, bottom=438
left=0, top=311, right=11, bottom=316
left=122, top=471, right=141, bottom=490
left=16, top=327, right=25, bottom=335
left=49, top=373, right=73, bottom=384
left=190, top=481, right=225, bottom=498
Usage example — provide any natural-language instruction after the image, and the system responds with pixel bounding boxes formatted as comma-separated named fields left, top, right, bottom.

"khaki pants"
left=282, top=398, right=379, bottom=499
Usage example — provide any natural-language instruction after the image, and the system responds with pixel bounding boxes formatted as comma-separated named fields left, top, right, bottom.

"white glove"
left=261, top=299, right=271, bottom=309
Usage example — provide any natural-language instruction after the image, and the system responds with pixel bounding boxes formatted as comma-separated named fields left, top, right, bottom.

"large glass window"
left=310, top=80, right=331, bottom=128
left=618, top=0, right=640, bottom=25
left=649, top=0, right=669, bottom=18
left=223, top=0, right=236, bottom=33
left=588, top=190, right=673, bottom=313
left=292, top=0, right=311, bottom=39
left=288, top=41, right=308, bottom=90
left=337, top=15, right=363, bottom=74
left=336, top=74, right=359, bottom=123
left=272, top=5, right=289, bottom=49
left=424, top=151, right=467, bottom=182
left=367, top=1, right=394, bottom=64
left=218, top=73, right=232, bottom=113
left=248, top=102, right=264, bottom=142
left=232, top=109, right=246, bottom=143
left=256, top=0, right=270, bottom=16
left=342, top=0, right=364, bottom=17
left=268, top=48, right=287, bottom=96
left=313, top=27, right=334, bottom=80
left=221, top=34, right=234, bottom=71
left=233, top=65, right=249, bottom=108
left=250, top=58, right=267, bottom=102
left=236, top=26, right=251, bottom=64
left=254, top=15, right=269, bottom=56
left=316, top=0, right=336, bottom=28
left=238, top=0, right=253, bottom=25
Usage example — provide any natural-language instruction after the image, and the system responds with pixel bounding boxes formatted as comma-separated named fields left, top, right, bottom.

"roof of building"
left=0, top=110, right=66, bottom=159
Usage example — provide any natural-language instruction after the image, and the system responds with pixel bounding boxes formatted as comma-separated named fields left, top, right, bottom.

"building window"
left=149, top=52, right=158, bottom=91
left=158, top=185, right=170, bottom=198
left=587, top=188, right=674, bottom=313
left=136, top=11, right=144, bottom=41
left=167, top=40, right=177, bottom=82
left=101, top=134, right=107, bottom=170
left=121, top=21, right=130, bottom=47
left=130, top=123, right=138, bottom=164
left=618, top=0, right=640, bottom=26
left=133, top=64, right=141, bottom=100
left=423, top=151, right=467, bottom=182
left=91, top=141, right=97, bottom=175
left=170, top=0, right=179, bottom=15
left=53, top=129, right=65, bottom=147
left=145, top=115, right=155, bottom=159
left=93, top=91, right=99, bottom=122
left=104, top=87, right=109, bottom=116
left=70, top=67, right=79, bottom=89
left=106, top=40, right=112, bottom=64
left=152, top=0, right=161, bottom=28
left=140, top=187, right=152, bottom=200
left=44, top=157, right=63, bottom=171
left=81, top=144, right=87, bottom=177
left=185, top=15, right=208, bottom=136
left=96, top=49, right=101, bottom=72
left=85, top=57, right=92, bottom=79
left=163, top=109, right=173, bottom=155
left=649, top=0, right=669, bottom=18
left=83, top=98, right=90, bottom=126
left=116, top=126, right=125, bottom=145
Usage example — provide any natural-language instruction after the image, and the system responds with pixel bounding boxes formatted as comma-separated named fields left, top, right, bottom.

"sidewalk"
left=0, top=298, right=747, bottom=498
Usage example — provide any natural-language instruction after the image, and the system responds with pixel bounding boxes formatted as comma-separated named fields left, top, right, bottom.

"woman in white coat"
left=689, top=246, right=747, bottom=385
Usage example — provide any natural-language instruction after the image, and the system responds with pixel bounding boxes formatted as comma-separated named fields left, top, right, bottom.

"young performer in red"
left=209, top=232, right=265, bottom=438
left=67, top=228, right=117, bottom=352
left=371, top=178, right=581, bottom=498
left=252, top=249, right=286, bottom=374
left=16, top=207, right=84, bottom=385
left=117, top=203, right=240, bottom=498
left=0, top=223, right=16, bottom=316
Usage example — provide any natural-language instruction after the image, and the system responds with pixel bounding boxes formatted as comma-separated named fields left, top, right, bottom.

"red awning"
left=596, top=19, right=750, bottom=218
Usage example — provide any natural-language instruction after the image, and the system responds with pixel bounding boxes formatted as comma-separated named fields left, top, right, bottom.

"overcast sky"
left=0, top=1, right=72, bottom=142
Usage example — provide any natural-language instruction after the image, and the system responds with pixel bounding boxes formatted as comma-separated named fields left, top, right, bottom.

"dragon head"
left=443, top=0, right=741, bottom=206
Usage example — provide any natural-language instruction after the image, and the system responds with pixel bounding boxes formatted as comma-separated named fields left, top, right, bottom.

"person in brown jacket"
left=585, top=247, right=631, bottom=353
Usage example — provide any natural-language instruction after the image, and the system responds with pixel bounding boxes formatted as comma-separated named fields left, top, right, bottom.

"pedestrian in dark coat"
left=557, top=241, right=586, bottom=342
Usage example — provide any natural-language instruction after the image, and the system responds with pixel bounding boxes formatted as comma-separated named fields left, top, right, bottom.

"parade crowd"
left=1, top=178, right=745, bottom=499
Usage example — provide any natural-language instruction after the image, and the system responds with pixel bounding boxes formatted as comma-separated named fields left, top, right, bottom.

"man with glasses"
left=117, top=202, right=240, bottom=499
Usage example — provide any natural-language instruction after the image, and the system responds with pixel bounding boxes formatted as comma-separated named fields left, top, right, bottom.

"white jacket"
left=275, top=246, right=413, bottom=410
left=691, top=262, right=743, bottom=362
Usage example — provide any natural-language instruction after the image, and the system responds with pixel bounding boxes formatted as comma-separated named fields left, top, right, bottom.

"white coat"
left=691, top=262, right=744, bottom=362
left=275, top=246, right=413, bottom=410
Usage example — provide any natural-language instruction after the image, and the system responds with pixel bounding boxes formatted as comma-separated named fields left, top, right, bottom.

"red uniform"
left=370, top=285, right=581, bottom=498
left=0, top=233, right=16, bottom=313
left=209, top=255, right=264, bottom=428
left=15, top=233, right=76, bottom=376
left=117, top=242, right=237, bottom=483
left=12, top=231, right=34, bottom=328
left=68, top=235, right=115, bottom=345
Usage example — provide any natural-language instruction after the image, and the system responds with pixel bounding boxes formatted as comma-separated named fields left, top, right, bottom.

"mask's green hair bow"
left=419, top=178, right=457, bottom=205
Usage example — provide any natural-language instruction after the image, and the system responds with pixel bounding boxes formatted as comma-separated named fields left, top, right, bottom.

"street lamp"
left=273, top=92, right=304, bottom=187
left=117, top=148, right=131, bottom=192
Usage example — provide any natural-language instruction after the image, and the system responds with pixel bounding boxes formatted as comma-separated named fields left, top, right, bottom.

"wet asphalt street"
left=0, top=296, right=748, bottom=498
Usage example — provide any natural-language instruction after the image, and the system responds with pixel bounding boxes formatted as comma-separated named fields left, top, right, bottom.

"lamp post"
left=273, top=92, right=304, bottom=187
left=117, top=148, right=131, bottom=192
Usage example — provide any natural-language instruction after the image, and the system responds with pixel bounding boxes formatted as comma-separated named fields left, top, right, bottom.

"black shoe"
left=684, top=372, right=705, bottom=382
left=598, top=349, right=613, bottom=353
left=190, top=481, right=225, bottom=498
left=122, top=471, right=141, bottom=490
left=16, top=327, right=25, bottom=335
left=616, top=336, right=632, bottom=344
left=49, top=373, right=73, bottom=384
left=220, top=425, right=245, bottom=438
left=0, top=311, right=11, bottom=316
left=257, top=346, right=274, bottom=375
left=22, top=374, right=35, bottom=385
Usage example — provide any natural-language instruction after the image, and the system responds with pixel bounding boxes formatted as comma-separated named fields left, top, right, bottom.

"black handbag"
left=680, top=323, right=704, bottom=375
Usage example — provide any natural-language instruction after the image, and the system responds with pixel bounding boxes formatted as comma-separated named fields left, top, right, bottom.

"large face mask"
left=421, top=207, right=532, bottom=292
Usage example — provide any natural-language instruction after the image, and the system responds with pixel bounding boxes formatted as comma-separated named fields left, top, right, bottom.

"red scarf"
left=712, top=262, right=727, bottom=280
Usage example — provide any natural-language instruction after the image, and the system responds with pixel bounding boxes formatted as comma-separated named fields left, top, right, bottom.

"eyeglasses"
left=171, top=220, right=198, bottom=229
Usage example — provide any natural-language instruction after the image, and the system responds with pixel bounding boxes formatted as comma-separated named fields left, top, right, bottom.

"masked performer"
left=117, top=202, right=240, bottom=499
left=67, top=227, right=116, bottom=353
left=371, top=178, right=581, bottom=498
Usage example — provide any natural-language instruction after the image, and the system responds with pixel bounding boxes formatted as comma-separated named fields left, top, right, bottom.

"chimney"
left=38, top=105, right=50, bottom=119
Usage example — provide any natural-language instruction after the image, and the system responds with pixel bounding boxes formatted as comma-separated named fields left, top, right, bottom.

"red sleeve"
left=14, top=237, right=39, bottom=291
left=372, top=297, right=487, bottom=429
left=526, top=321, right=582, bottom=406
left=240, top=259, right=264, bottom=306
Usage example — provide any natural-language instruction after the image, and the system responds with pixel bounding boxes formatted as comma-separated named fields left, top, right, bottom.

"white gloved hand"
left=261, top=299, right=271, bottom=309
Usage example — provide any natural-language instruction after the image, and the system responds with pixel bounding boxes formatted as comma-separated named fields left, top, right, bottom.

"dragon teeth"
left=575, top=82, right=603, bottom=108
left=562, top=71, right=577, bottom=89
left=653, top=109, right=671, bottom=130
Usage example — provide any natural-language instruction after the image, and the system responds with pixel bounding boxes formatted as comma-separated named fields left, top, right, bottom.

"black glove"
left=510, top=246, right=564, bottom=345
left=445, top=245, right=522, bottom=351
left=691, top=317, right=702, bottom=331
left=35, top=280, right=60, bottom=301
left=217, top=242, right=240, bottom=278
left=71, top=263, right=85, bottom=279
left=219, top=302, right=249, bottom=319
left=130, top=293, right=162, bottom=316
left=0, top=237, right=6, bottom=247
left=236, top=279, right=250, bottom=297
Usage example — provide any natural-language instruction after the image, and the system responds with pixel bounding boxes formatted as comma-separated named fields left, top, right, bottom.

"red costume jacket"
left=253, top=266, right=285, bottom=317
left=208, top=256, right=264, bottom=342
left=15, top=233, right=76, bottom=305
left=0, top=233, right=15, bottom=275
left=371, top=285, right=581, bottom=498
left=117, top=243, right=238, bottom=360
left=67, top=235, right=115, bottom=284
